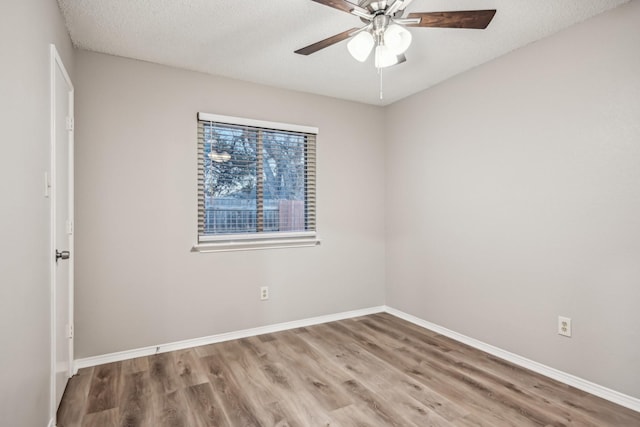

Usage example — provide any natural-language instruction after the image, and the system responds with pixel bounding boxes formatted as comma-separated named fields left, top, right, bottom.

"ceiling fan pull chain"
left=379, top=68, right=384, bottom=100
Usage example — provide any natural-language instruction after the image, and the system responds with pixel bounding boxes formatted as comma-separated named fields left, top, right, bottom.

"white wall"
left=385, top=0, right=640, bottom=399
left=73, top=51, right=387, bottom=358
left=0, top=1, right=74, bottom=425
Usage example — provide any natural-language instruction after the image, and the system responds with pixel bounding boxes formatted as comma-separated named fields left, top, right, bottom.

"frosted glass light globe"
left=347, top=31, right=375, bottom=62
left=374, top=44, right=398, bottom=68
left=384, top=24, right=412, bottom=55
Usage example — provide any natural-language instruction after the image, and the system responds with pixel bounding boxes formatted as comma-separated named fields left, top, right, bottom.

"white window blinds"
left=196, top=112, right=318, bottom=251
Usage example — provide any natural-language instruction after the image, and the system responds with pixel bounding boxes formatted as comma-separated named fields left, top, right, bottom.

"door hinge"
left=66, top=220, right=74, bottom=235
left=66, top=116, right=74, bottom=131
left=66, top=324, right=74, bottom=339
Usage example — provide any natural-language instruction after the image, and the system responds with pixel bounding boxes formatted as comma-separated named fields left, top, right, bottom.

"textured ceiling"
left=57, top=0, right=629, bottom=106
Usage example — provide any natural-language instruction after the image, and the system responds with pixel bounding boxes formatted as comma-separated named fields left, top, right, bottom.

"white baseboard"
left=384, top=306, right=640, bottom=413
left=73, top=305, right=385, bottom=373
left=72, top=304, right=639, bottom=413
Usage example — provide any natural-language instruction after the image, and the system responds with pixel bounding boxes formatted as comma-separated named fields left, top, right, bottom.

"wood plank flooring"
left=57, top=313, right=640, bottom=426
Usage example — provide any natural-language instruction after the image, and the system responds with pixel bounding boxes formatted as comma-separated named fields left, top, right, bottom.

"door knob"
left=55, top=250, right=70, bottom=263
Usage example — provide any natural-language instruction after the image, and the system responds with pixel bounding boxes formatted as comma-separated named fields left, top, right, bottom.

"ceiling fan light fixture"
left=295, top=1, right=498, bottom=74
left=384, top=23, right=412, bottom=55
left=347, top=31, right=375, bottom=62
left=374, top=44, right=398, bottom=68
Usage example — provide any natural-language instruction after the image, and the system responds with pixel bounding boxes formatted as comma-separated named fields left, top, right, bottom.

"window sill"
left=191, top=236, right=321, bottom=253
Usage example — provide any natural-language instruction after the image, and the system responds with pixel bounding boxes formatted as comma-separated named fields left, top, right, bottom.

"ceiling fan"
left=295, top=0, right=497, bottom=68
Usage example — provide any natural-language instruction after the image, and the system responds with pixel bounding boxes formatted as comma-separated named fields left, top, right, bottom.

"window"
left=193, top=113, right=318, bottom=252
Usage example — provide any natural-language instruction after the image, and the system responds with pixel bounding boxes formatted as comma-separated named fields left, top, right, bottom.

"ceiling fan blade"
left=295, top=28, right=360, bottom=56
left=406, top=10, right=497, bottom=29
left=396, top=54, right=407, bottom=65
left=310, top=0, right=372, bottom=19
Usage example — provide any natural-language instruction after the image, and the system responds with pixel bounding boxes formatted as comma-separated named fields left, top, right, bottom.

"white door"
left=50, top=44, right=74, bottom=418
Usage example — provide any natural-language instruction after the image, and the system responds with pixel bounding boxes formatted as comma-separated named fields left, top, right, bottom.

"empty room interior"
left=2, top=0, right=640, bottom=426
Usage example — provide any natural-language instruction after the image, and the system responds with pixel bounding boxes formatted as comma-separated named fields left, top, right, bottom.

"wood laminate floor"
left=57, top=313, right=640, bottom=426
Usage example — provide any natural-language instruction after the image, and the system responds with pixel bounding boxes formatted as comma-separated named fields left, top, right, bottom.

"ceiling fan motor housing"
left=362, top=0, right=391, bottom=13
left=372, top=14, right=391, bottom=36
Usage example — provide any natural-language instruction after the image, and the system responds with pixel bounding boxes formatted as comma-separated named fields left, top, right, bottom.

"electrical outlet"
left=260, top=286, right=269, bottom=301
left=558, top=316, right=572, bottom=337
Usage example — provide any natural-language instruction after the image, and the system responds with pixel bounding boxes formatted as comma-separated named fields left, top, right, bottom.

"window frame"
left=192, top=112, right=320, bottom=253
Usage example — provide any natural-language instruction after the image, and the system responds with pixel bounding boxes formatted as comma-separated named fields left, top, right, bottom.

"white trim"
left=48, top=417, right=55, bottom=427
left=68, top=86, right=75, bottom=377
left=51, top=46, right=73, bottom=91
left=197, top=112, right=318, bottom=135
left=49, top=43, right=56, bottom=426
left=192, top=237, right=320, bottom=253
left=384, top=306, right=640, bottom=413
left=194, top=231, right=320, bottom=253
left=73, top=306, right=385, bottom=373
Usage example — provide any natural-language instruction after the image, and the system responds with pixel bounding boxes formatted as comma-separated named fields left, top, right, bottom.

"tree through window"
left=197, top=113, right=317, bottom=245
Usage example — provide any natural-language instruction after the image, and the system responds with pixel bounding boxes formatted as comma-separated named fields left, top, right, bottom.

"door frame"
left=49, top=43, right=74, bottom=421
